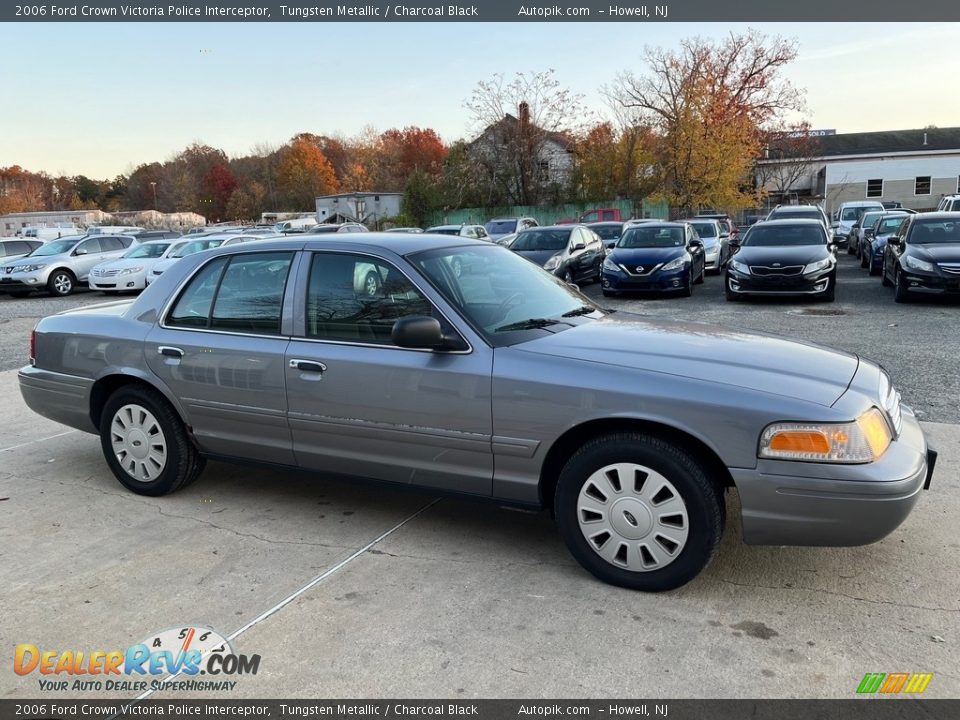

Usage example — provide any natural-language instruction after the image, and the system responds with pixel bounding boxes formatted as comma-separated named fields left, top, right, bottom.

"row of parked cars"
left=0, top=225, right=285, bottom=297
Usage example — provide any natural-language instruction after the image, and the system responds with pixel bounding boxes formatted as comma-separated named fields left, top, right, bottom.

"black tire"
left=554, top=433, right=725, bottom=592
left=562, top=268, right=575, bottom=285
left=679, top=270, right=692, bottom=297
left=868, top=262, right=880, bottom=277
left=881, top=260, right=893, bottom=287
left=47, top=269, right=75, bottom=297
left=893, top=267, right=911, bottom=303
left=99, top=385, right=205, bottom=497
left=854, top=240, right=861, bottom=260
left=695, top=264, right=705, bottom=284
left=860, top=248, right=869, bottom=268
left=601, top=289, right=618, bottom=297
left=846, top=241, right=856, bottom=255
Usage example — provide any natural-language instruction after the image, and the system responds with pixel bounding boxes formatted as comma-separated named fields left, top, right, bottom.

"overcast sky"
left=2, top=22, right=958, bottom=178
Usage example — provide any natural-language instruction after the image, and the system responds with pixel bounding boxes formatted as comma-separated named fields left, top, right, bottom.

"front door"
left=145, top=251, right=296, bottom=464
left=285, top=251, right=494, bottom=496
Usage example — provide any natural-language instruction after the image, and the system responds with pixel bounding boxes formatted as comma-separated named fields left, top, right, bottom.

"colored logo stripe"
left=857, top=672, right=933, bottom=694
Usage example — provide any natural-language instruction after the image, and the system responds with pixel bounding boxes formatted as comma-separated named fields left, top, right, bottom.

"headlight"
left=905, top=256, right=934, bottom=272
left=729, top=260, right=750, bottom=274
left=759, top=408, right=892, bottom=463
left=803, top=258, right=832, bottom=274
left=543, top=255, right=561, bottom=271
left=602, top=257, right=619, bottom=272
left=661, top=256, right=686, bottom=271
left=118, top=266, right=144, bottom=275
left=17, top=264, right=45, bottom=273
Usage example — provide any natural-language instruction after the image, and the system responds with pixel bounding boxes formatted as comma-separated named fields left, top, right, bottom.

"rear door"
left=145, top=250, right=296, bottom=464
left=284, top=250, right=494, bottom=495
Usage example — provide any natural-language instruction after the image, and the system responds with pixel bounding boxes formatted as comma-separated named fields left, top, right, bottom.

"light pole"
left=149, top=181, right=157, bottom=210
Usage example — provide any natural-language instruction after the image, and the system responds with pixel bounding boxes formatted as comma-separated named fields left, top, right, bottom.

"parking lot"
left=1, top=252, right=958, bottom=699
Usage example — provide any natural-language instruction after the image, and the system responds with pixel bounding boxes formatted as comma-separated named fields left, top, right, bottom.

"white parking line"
left=0, top=429, right=77, bottom=454
left=134, top=497, right=441, bottom=701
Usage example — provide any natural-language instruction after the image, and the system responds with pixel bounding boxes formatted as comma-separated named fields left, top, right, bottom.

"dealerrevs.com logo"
left=14, top=626, right=260, bottom=692
left=856, top=672, right=934, bottom=695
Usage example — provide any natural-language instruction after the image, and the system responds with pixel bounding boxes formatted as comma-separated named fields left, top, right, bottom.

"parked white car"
left=426, top=224, right=492, bottom=240
left=831, top=201, right=885, bottom=249
left=145, top=234, right=250, bottom=285
left=89, top=239, right=180, bottom=293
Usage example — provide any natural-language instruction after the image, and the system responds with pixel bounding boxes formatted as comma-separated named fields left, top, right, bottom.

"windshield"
left=910, top=220, right=960, bottom=244
left=485, top=220, right=518, bottom=234
left=688, top=222, right=717, bottom=238
left=841, top=207, right=876, bottom=221
left=426, top=227, right=461, bottom=236
left=617, top=226, right=684, bottom=248
left=410, top=244, right=601, bottom=341
left=125, top=242, right=171, bottom=259
left=860, top=212, right=883, bottom=228
left=772, top=210, right=820, bottom=221
left=170, top=239, right=224, bottom=258
left=510, top=229, right=570, bottom=252
left=588, top=224, right=623, bottom=240
left=876, top=217, right=906, bottom=235
left=743, top=224, right=826, bottom=246
left=29, top=239, right=79, bottom=256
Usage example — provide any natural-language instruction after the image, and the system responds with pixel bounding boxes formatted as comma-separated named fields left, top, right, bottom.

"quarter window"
left=306, top=253, right=434, bottom=345
left=866, top=179, right=883, bottom=198
left=915, top=176, right=931, bottom=195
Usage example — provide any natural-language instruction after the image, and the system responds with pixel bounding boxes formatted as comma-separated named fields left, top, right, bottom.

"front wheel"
left=554, top=433, right=724, bottom=592
left=881, top=260, right=893, bottom=287
left=47, top=270, right=75, bottom=297
left=893, top=267, right=911, bottom=303
left=860, top=249, right=869, bottom=269
left=100, top=385, right=205, bottom=496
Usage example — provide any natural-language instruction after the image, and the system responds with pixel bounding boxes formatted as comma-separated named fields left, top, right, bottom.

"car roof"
left=586, top=221, right=624, bottom=226
left=520, top=224, right=578, bottom=231
left=754, top=218, right=825, bottom=226
left=626, top=221, right=687, bottom=228
left=180, top=232, right=491, bottom=258
left=912, top=211, right=960, bottom=220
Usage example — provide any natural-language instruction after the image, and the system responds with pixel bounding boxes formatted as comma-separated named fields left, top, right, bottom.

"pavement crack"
left=720, top=578, right=959, bottom=613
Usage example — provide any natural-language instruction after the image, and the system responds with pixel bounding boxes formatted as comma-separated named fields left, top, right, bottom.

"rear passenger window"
left=306, top=253, right=434, bottom=344
left=167, top=257, right=229, bottom=328
left=209, top=253, right=293, bottom=334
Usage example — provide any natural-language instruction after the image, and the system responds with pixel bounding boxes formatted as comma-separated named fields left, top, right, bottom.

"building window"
left=915, top=176, right=931, bottom=195
left=866, top=179, right=883, bottom=198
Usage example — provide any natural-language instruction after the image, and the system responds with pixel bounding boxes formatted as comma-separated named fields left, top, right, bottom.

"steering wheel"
left=496, top=291, right=525, bottom=319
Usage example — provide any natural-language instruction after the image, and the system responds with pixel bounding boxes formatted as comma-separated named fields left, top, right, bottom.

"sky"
left=1, top=22, right=959, bottom=178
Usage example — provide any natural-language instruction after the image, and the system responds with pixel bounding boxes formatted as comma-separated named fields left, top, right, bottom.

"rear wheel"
left=554, top=433, right=724, bottom=592
left=47, top=269, right=75, bottom=297
left=361, top=270, right=381, bottom=297
left=100, top=385, right=205, bottom=496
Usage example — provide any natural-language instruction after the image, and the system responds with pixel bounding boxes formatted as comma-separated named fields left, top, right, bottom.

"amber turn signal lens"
left=767, top=430, right=831, bottom=454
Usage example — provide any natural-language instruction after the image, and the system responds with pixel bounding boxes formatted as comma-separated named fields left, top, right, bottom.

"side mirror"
left=392, top=316, right=451, bottom=350
left=887, top=236, right=902, bottom=247
left=830, top=221, right=840, bottom=230
left=74, top=247, right=88, bottom=255
left=606, top=241, right=617, bottom=250
left=828, top=243, right=837, bottom=253
left=688, top=239, right=704, bottom=250
left=571, top=241, right=586, bottom=251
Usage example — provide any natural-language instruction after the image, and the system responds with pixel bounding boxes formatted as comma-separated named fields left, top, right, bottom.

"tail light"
left=29, top=327, right=36, bottom=365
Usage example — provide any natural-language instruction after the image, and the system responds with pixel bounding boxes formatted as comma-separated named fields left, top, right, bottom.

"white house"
left=315, top=192, right=403, bottom=227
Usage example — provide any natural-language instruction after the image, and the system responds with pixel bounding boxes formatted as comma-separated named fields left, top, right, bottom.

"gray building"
left=756, top=127, right=960, bottom=216
left=315, top=192, right=403, bottom=228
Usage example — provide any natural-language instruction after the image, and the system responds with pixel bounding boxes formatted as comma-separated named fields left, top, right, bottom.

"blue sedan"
left=601, top=222, right=705, bottom=297
left=861, top=214, right=909, bottom=276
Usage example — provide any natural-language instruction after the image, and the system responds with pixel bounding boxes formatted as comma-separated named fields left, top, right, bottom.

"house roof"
left=474, top=114, right=575, bottom=152
left=810, top=127, right=960, bottom=158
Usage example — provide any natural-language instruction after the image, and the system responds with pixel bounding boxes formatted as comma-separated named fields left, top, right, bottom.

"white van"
left=21, top=225, right=81, bottom=241
left=274, top=217, right=318, bottom=233
left=936, top=194, right=960, bottom=212
left=831, top=201, right=885, bottom=249
left=84, top=225, right=142, bottom=236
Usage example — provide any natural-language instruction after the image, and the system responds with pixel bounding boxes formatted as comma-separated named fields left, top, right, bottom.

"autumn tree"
left=224, top=180, right=266, bottom=221
left=614, top=31, right=804, bottom=215
left=276, top=139, right=340, bottom=210
left=378, top=127, right=448, bottom=190
left=465, top=70, right=587, bottom=205
left=202, top=163, right=237, bottom=223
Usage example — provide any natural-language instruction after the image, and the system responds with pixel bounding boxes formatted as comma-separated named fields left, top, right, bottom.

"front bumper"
left=899, top=269, right=960, bottom=295
left=0, top=269, right=49, bottom=291
left=89, top=271, right=147, bottom=291
left=726, top=268, right=832, bottom=295
left=602, top=266, right=688, bottom=292
left=733, top=405, right=931, bottom=546
left=705, top=250, right=721, bottom=270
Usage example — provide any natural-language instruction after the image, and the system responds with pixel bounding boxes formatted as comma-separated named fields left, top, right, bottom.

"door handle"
left=157, top=346, right=184, bottom=358
left=289, top=359, right=326, bottom=373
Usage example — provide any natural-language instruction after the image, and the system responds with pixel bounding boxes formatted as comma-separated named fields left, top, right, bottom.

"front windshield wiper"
left=494, top=317, right=573, bottom=333
left=561, top=305, right=598, bottom=317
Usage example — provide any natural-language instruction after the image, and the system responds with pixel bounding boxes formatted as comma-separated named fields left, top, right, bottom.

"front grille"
left=749, top=265, right=803, bottom=277
left=940, top=263, right=960, bottom=275
left=618, top=263, right=661, bottom=277
left=93, top=268, right=120, bottom=277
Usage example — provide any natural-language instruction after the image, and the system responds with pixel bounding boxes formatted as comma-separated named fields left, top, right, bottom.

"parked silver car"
left=19, top=235, right=935, bottom=591
left=0, top=234, right=136, bottom=296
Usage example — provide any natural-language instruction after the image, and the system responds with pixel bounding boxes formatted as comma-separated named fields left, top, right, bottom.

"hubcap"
left=364, top=274, right=379, bottom=296
left=54, top=274, right=71, bottom=293
left=577, top=462, right=689, bottom=572
left=110, top=404, right=167, bottom=482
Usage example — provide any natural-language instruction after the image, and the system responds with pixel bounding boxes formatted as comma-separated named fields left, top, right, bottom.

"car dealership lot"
left=1, top=253, right=958, bottom=699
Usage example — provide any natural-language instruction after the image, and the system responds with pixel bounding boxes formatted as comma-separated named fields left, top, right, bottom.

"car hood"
left=4, top=252, right=69, bottom=269
left=609, top=247, right=685, bottom=267
left=151, top=258, right=180, bottom=273
left=513, top=249, right=561, bottom=267
left=911, top=243, right=960, bottom=263
left=516, top=314, right=858, bottom=407
left=95, top=257, right=155, bottom=271
left=733, top=245, right=830, bottom=266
